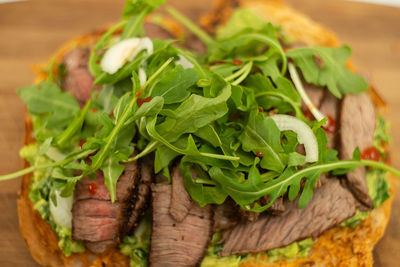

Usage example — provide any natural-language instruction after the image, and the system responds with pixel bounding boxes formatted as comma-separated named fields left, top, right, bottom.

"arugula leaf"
left=240, top=111, right=285, bottom=172
left=181, top=162, right=228, bottom=206
left=286, top=46, right=369, bottom=98
left=102, top=155, right=125, bottom=202
left=149, top=65, right=198, bottom=104
left=17, top=82, right=79, bottom=129
left=155, top=73, right=231, bottom=143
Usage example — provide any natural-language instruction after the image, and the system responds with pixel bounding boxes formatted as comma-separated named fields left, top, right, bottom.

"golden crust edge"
left=17, top=1, right=396, bottom=266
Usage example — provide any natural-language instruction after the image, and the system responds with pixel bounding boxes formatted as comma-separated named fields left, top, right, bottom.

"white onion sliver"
left=50, top=190, right=73, bottom=229
left=100, top=37, right=153, bottom=75
left=288, top=62, right=326, bottom=122
left=269, top=114, right=319, bottom=163
left=175, top=54, right=194, bottom=69
left=138, top=67, right=147, bottom=87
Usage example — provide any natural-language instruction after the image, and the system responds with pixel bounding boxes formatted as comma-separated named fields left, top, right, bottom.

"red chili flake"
left=91, top=108, right=97, bottom=113
left=323, top=115, right=336, bottom=134
left=135, top=89, right=143, bottom=98
left=137, top=96, right=152, bottom=107
left=233, top=59, right=243, bottom=66
left=257, top=107, right=264, bottom=113
left=268, top=109, right=277, bottom=116
left=79, top=140, right=86, bottom=149
left=302, top=108, right=314, bottom=121
left=256, top=152, right=263, bottom=158
left=361, top=147, right=381, bottom=162
left=88, top=183, right=98, bottom=195
left=109, top=109, right=114, bottom=117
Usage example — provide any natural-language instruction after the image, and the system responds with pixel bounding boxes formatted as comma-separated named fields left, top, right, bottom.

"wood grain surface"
left=0, top=0, right=399, bottom=266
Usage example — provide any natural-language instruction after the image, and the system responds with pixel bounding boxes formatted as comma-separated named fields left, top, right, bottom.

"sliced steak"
left=340, top=93, right=375, bottom=208
left=320, top=91, right=339, bottom=148
left=221, top=178, right=357, bottom=256
left=150, top=184, right=212, bottom=267
left=72, top=161, right=139, bottom=253
left=126, top=157, right=154, bottom=232
left=62, top=47, right=100, bottom=105
left=170, top=166, right=192, bottom=222
left=213, top=199, right=239, bottom=232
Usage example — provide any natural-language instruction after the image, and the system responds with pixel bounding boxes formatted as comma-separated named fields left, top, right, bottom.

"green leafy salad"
left=0, top=0, right=398, bottom=265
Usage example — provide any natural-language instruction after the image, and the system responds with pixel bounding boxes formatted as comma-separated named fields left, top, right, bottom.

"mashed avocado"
left=20, top=143, right=85, bottom=256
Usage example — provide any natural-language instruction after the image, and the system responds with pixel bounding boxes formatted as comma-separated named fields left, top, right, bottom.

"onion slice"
left=100, top=37, right=153, bottom=74
left=50, top=190, right=73, bottom=229
left=288, top=62, right=326, bottom=122
left=269, top=114, right=319, bottom=163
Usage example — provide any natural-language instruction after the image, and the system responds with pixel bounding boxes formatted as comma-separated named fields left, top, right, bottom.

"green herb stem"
left=166, top=6, right=215, bottom=46
left=361, top=159, right=400, bottom=177
left=225, top=61, right=252, bottom=82
left=0, top=164, right=53, bottom=181
left=0, top=148, right=97, bottom=181
left=56, top=99, right=92, bottom=147
left=145, top=57, right=174, bottom=96
left=232, top=61, right=253, bottom=85
left=288, top=62, right=325, bottom=122
left=255, top=91, right=303, bottom=118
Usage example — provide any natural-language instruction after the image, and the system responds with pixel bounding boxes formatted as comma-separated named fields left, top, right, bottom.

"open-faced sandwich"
left=1, top=0, right=398, bottom=266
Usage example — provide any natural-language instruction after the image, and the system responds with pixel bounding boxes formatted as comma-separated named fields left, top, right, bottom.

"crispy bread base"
left=18, top=1, right=396, bottom=266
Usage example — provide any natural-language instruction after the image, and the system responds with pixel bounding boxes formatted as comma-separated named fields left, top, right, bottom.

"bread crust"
left=17, top=1, right=395, bottom=266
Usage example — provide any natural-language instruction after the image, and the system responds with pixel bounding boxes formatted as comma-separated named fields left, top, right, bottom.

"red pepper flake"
left=256, top=152, right=263, bottom=158
left=323, top=115, right=336, bottom=134
left=302, top=108, right=314, bottom=121
left=268, top=109, right=277, bottom=116
left=88, top=183, right=98, bottom=195
left=257, top=107, right=264, bottom=113
left=79, top=140, right=86, bottom=149
left=233, top=59, right=243, bottom=66
left=91, top=108, right=97, bottom=113
left=137, top=96, right=152, bottom=107
left=361, top=147, right=381, bottom=161
left=135, top=89, right=143, bottom=98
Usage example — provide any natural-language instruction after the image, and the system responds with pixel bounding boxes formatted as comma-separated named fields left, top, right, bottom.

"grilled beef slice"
left=150, top=184, right=212, bottom=267
left=340, top=93, right=375, bottom=208
left=126, top=157, right=153, bottom=232
left=170, top=166, right=192, bottom=222
left=213, top=199, right=239, bottom=232
left=62, top=47, right=100, bottom=105
left=72, top=161, right=140, bottom=253
left=220, top=178, right=357, bottom=256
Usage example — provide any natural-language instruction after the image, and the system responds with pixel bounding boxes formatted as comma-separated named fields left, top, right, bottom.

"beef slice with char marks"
left=150, top=184, right=212, bottom=267
left=126, top=157, right=154, bottom=233
left=62, top=47, right=100, bottom=105
left=170, top=166, right=192, bottom=222
left=72, top=160, right=139, bottom=253
left=221, top=178, right=357, bottom=256
left=340, top=93, right=375, bottom=208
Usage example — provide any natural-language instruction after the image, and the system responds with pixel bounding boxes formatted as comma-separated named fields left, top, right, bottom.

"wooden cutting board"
left=0, top=0, right=399, bottom=266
